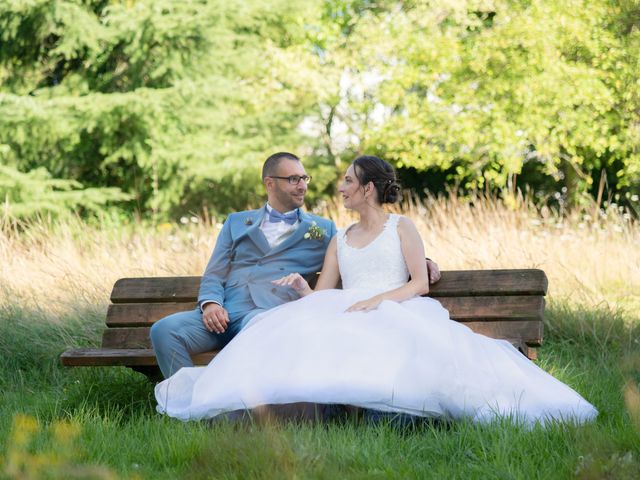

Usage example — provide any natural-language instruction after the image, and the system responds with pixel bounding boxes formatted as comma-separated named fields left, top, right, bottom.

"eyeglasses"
left=268, top=175, right=312, bottom=185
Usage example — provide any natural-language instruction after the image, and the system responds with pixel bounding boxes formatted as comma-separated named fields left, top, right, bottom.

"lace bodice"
left=337, top=214, right=410, bottom=292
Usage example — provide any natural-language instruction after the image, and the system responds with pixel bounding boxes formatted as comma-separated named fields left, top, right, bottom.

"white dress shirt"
left=261, top=203, right=300, bottom=247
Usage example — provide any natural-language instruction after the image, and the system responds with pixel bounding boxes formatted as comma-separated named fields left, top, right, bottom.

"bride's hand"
left=271, top=273, right=313, bottom=296
left=346, top=295, right=383, bottom=313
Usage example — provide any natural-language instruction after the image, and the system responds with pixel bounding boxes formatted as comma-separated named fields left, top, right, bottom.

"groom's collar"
left=265, top=203, right=300, bottom=218
left=257, top=203, right=312, bottom=224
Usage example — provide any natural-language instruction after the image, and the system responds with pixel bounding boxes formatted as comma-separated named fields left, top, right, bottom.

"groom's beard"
left=272, top=188, right=306, bottom=212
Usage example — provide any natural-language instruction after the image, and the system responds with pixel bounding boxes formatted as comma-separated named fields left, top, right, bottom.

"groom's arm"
left=198, top=217, right=234, bottom=309
left=328, top=220, right=337, bottom=239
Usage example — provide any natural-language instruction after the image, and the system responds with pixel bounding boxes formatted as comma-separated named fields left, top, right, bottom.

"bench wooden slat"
left=109, top=269, right=548, bottom=303
left=63, top=269, right=548, bottom=372
left=61, top=337, right=538, bottom=368
left=110, top=276, right=201, bottom=303
left=101, top=328, right=151, bottom=349
left=430, top=295, right=544, bottom=321
left=60, top=349, right=216, bottom=367
left=106, top=302, right=198, bottom=327
left=432, top=269, right=548, bottom=297
left=101, top=319, right=543, bottom=350
left=105, top=295, right=544, bottom=327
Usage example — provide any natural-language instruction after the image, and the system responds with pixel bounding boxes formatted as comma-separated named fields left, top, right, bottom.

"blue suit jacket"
left=198, top=207, right=336, bottom=322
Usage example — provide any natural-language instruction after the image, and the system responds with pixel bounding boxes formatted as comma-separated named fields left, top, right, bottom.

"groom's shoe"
left=204, top=409, right=252, bottom=426
left=204, top=403, right=350, bottom=426
left=257, top=403, right=340, bottom=423
left=362, top=409, right=428, bottom=430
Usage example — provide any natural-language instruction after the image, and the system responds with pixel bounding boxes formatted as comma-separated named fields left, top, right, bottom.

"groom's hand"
left=426, top=258, right=441, bottom=284
left=202, top=303, right=229, bottom=334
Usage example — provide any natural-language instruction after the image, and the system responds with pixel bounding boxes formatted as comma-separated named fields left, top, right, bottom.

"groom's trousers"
left=150, top=306, right=266, bottom=378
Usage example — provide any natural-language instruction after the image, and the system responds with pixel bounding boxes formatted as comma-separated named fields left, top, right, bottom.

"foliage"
left=309, top=0, right=640, bottom=206
left=2, top=414, right=119, bottom=479
left=0, top=0, right=322, bottom=219
left=0, top=163, right=129, bottom=220
left=0, top=0, right=639, bottom=220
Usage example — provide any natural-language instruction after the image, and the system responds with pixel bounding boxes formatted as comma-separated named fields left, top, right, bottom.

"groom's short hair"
left=262, top=152, right=300, bottom=179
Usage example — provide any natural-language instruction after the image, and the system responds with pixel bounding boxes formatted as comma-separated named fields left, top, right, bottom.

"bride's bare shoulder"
left=395, top=214, right=417, bottom=228
left=395, top=215, right=421, bottom=238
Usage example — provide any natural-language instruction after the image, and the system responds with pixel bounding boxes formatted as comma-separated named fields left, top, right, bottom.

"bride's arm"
left=346, top=217, right=429, bottom=312
left=313, top=236, right=340, bottom=290
left=271, top=236, right=340, bottom=296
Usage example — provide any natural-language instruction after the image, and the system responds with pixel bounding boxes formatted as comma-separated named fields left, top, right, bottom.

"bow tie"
left=267, top=209, right=298, bottom=225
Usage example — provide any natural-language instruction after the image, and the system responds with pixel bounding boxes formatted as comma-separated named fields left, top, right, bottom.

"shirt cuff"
left=200, top=300, right=221, bottom=313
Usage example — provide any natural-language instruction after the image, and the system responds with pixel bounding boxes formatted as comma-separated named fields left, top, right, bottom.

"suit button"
left=257, top=261, right=262, bottom=266
left=271, top=288, right=277, bottom=293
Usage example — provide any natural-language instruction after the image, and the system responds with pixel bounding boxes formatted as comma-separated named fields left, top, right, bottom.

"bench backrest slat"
left=437, top=295, right=544, bottom=321
left=110, top=276, right=201, bottom=303
left=102, top=319, right=543, bottom=350
left=105, top=295, right=544, bottom=328
left=109, top=269, right=548, bottom=303
left=106, top=302, right=198, bottom=327
left=429, top=269, right=548, bottom=297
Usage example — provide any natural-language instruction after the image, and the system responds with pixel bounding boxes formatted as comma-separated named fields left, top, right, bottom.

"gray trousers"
left=150, top=307, right=265, bottom=378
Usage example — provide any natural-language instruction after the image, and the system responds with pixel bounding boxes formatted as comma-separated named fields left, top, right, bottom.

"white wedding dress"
left=155, top=214, right=597, bottom=425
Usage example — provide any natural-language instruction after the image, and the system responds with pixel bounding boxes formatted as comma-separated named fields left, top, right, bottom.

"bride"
left=155, top=155, right=598, bottom=425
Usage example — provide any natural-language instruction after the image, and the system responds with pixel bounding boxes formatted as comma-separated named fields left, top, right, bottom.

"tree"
left=306, top=0, right=640, bottom=206
left=0, top=164, right=129, bottom=220
left=0, top=0, right=326, bottom=219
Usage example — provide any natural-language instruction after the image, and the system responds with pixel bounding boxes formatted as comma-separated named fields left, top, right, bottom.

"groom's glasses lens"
left=269, top=175, right=312, bottom=185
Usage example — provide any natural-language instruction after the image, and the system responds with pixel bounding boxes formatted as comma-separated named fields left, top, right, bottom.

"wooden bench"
left=60, top=269, right=548, bottom=379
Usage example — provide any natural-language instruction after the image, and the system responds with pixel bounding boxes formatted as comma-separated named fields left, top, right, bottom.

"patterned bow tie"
left=268, top=209, right=298, bottom=225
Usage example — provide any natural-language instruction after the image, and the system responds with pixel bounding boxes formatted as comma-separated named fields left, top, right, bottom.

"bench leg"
left=511, top=340, right=538, bottom=361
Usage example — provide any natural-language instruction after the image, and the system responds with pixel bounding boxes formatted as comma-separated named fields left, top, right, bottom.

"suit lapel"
left=242, top=208, right=271, bottom=254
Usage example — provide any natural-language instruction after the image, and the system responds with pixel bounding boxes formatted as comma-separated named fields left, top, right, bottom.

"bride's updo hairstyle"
left=352, top=155, right=401, bottom=205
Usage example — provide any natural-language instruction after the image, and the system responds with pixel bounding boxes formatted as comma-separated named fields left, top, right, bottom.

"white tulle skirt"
left=155, top=289, right=597, bottom=426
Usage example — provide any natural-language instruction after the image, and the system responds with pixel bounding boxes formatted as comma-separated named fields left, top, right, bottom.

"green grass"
left=1, top=301, right=639, bottom=479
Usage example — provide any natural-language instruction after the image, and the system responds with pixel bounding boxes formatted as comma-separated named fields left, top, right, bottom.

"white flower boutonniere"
left=304, top=221, right=326, bottom=240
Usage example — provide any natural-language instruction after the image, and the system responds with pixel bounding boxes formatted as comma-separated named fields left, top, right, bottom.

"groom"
left=151, top=152, right=336, bottom=378
left=151, top=151, right=441, bottom=379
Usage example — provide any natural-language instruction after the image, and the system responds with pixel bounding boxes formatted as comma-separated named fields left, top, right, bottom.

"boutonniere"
left=304, top=221, right=326, bottom=240
left=244, top=218, right=253, bottom=226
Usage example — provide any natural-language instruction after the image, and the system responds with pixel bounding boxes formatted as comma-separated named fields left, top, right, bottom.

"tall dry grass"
left=1, top=196, right=639, bottom=480
left=0, top=194, right=638, bottom=322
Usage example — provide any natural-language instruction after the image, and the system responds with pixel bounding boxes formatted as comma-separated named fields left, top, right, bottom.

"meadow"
left=1, top=194, right=639, bottom=479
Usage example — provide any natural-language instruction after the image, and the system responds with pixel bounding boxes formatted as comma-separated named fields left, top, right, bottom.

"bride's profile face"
left=338, top=164, right=365, bottom=209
